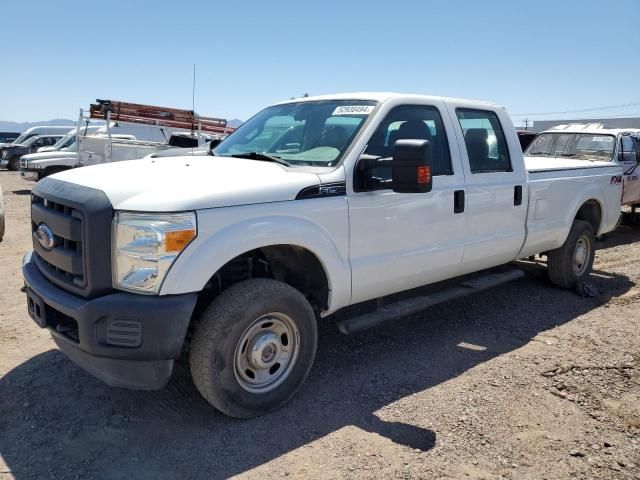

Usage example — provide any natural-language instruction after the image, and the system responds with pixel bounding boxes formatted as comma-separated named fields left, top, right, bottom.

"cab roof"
left=277, top=92, right=502, bottom=109
left=543, top=123, right=640, bottom=136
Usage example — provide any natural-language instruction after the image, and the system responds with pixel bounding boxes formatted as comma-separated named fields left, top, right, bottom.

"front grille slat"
left=32, top=235, right=83, bottom=275
left=31, top=203, right=82, bottom=241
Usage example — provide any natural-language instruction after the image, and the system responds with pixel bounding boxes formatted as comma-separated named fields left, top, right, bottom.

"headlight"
left=113, top=211, right=197, bottom=294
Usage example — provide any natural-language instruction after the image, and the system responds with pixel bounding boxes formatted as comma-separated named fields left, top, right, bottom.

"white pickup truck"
left=525, top=123, right=640, bottom=207
left=22, top=93, right=622, bottom=418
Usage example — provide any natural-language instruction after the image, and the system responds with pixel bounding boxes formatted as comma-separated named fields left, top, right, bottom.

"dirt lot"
left=0, top=170, right=639, bottom=480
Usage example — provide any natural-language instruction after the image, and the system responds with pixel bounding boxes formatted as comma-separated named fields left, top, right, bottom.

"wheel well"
left=575, top=200, right=601, bottom=233
left=195, top=245, right=330, bottom=318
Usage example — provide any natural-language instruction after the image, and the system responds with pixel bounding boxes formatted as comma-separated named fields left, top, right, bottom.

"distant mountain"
left=0, top=118, right=243, bottom=132
left=0, top=119, right=76, bottom=133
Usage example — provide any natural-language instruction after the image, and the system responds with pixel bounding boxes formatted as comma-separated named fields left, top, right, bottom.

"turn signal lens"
left=417, top=166, right=431, bottom=184
left=166, top=229, right=196, bottom=252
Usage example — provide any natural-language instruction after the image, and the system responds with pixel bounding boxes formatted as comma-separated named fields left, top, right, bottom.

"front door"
left=348, top=101, right=467, bottom=304
left=620, top=134, right=640, bottom=206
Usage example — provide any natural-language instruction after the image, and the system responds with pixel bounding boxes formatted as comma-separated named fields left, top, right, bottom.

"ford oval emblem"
left=36, top=224, right=56, bottom=250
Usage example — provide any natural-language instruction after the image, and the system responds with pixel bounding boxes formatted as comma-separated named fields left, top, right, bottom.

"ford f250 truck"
left=525, top=123, right=640, bottom=208
left=23, top=93, right=622, bottom=418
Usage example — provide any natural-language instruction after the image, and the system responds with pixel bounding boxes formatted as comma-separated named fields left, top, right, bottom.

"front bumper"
left=22, top=251, right=197, bottom=389
left=19, top=169, right=38, bottom=181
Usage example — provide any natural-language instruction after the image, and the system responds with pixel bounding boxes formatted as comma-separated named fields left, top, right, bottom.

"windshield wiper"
left=230, top=151, right=291, bottom=167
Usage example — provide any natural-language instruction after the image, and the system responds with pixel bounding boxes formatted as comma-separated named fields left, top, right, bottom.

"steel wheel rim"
left=572, top=234, right=591, bottom=276
left=234, top=312, right=300, bottom=394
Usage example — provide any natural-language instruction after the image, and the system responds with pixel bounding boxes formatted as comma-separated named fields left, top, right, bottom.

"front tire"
left=41, top=167, right=69, bottom=179
left=189, top=278, right=318, bottom=418
left=547, top=219, right=595, bottom=288
left=8, top=157, right=19, bottom=171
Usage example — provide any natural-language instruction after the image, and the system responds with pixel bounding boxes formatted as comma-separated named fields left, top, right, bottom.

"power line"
left=511, top=101, right=640, bottom=117
left=532, top=112, right=640, bottom=121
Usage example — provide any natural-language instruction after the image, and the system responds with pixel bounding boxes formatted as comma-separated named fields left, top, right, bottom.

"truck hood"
left=49, top=156, right=322, bottom=211
left=524, top=155, right=614, bottom=172
left=1, top=144, right=23, bottom=152
left=22, top=150, right=77, bottom=162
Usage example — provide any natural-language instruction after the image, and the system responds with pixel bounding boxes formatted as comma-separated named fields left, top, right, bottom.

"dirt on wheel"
left=0, top=171, right=638, bottom=480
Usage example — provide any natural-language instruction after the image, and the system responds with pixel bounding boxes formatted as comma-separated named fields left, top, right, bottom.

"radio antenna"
left=192, top=63, right=196, bottom=114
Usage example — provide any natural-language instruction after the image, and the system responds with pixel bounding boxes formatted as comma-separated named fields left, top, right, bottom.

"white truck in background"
left=20, top=100, right=235, bottom=179
left=23, top=93, right=622, bottom=419
left=525, top=123, right=640, bottom=208
left=19, top=126, right=103, bottom=180
left=17, top=119, right=151, bottom=181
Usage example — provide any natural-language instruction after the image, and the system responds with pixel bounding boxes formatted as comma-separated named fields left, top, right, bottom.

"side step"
left=337, top=269, right=524, bottom=334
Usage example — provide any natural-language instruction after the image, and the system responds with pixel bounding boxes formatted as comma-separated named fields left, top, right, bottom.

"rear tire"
left=547, top=219, right=595, bottom=288
left=189, top=278, right=318, bottom=418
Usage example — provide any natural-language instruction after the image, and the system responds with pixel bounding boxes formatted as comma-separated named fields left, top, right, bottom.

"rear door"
left=447, top=104, right=528, bottom=272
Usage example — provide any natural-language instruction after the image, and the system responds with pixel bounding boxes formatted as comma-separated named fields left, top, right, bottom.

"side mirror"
left=208, top=138, right=222, bottom=155
left=392, top=139, right=432, bottom=193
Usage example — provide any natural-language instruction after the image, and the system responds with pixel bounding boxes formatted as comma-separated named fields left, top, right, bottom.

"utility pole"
left=523, top=118, right=530, bottom=131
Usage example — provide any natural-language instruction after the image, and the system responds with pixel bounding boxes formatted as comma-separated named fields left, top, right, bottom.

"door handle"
left=454, top=190, right=465, bottom=214
left=514, top=185, right=523, bottom=206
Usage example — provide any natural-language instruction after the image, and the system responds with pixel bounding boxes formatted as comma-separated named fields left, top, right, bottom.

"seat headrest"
left=464, top=128, right=488, bottom=143
left=320, top=125, right=349, bottom=149
left=464, top=128, right=489, bottom=160
left=397, top=120, right=432, bottom=141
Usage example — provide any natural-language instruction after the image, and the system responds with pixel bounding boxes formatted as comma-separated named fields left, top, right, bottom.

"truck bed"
left=519, top=157, right=622, bottom=259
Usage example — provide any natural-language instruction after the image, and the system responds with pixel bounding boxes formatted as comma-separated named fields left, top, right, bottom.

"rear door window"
left=456, top=109, right=512, bottom=173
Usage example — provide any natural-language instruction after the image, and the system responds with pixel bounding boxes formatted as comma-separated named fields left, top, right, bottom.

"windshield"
left=214, top=100, right=377, bottom=166
left=53, top=134, right=76, bottom=150
left=0, top=134, right=18, bottom=143
left=525, top=133, right=616, bottom=161
left=11, top=133, right=35, bottom=144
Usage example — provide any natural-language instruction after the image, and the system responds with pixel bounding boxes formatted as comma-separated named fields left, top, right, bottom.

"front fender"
left=160, top=199, right=351, bottom=314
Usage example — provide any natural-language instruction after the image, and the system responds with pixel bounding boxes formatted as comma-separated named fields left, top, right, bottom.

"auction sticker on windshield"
left=332, top=105, right=375, bottom=115
left=592, top=136, right=613, bottom=142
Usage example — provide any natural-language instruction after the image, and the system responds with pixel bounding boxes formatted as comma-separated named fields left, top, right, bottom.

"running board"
left=337, top=269, right=525, bottom=334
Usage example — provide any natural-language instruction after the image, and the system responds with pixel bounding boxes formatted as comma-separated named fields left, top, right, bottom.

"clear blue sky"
left=2, top=0, right=639, bottom=127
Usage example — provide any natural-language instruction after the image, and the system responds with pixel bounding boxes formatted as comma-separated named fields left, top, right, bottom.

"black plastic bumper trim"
left=23, top=251, right=198, bottom=389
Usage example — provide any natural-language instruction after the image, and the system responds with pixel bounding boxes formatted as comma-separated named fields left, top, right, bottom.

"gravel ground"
left=0, top=170, right=638, bottom=480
